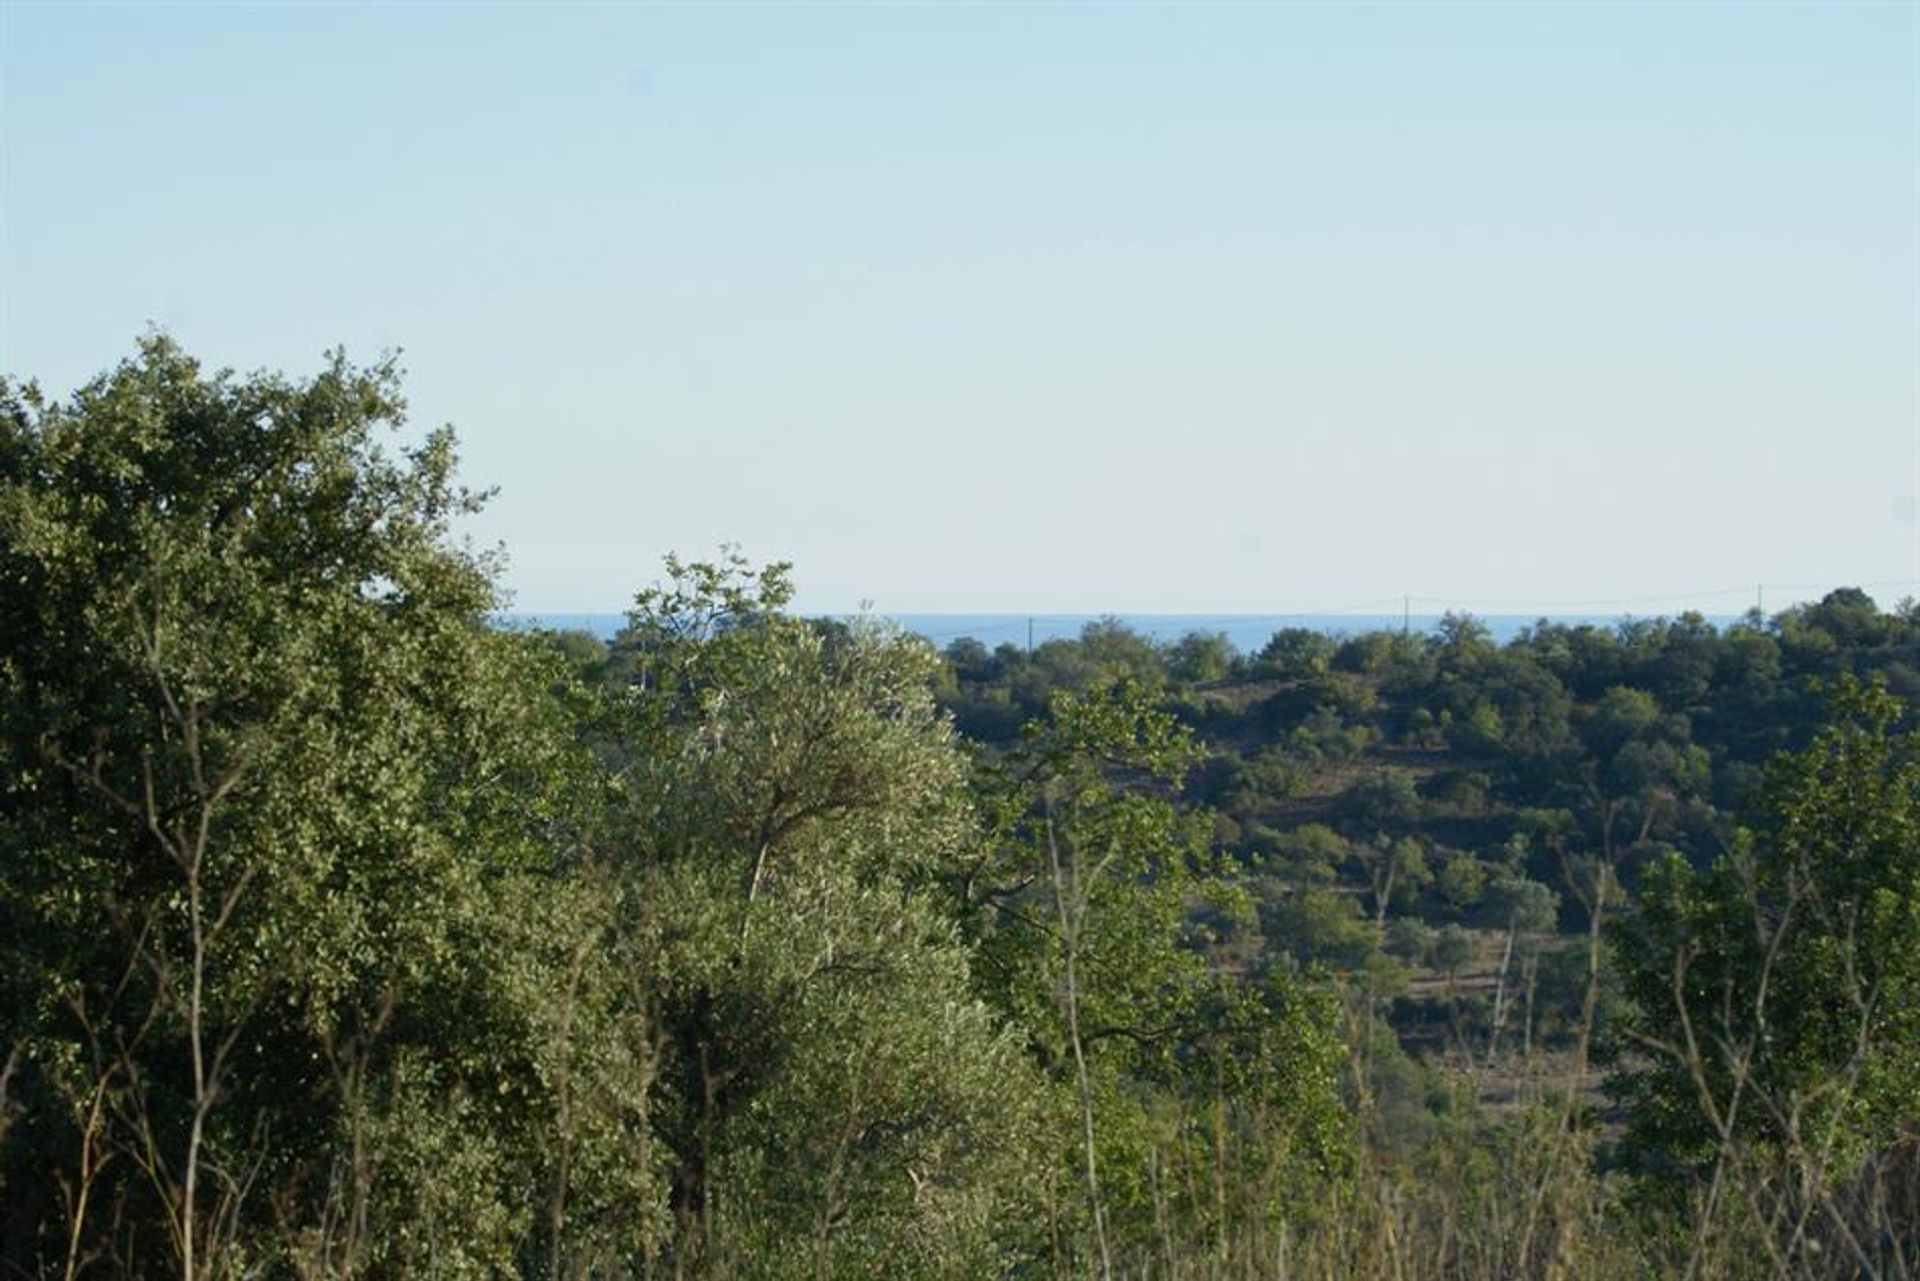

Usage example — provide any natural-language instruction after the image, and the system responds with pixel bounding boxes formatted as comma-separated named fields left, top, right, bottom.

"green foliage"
left=1256, top=628, right=1336, bottom=680
left=1165, top=630, right=1237, bottom=685
left=1384, top=917, right=1436, bottom=966
left=1428, top=848, right=1502, bottom=916
left=1263, top=887, right=1377, bottom=972
left=1430, top=925, right=1477, bottom=977
left=14, top=336, right=1920, bottom=1278
left=0, top=337, right=656, bottom=1276
left=1336, top=768, right=1424, bottom=835
left=1481, top=873, right=1559, bottom=936
left=600, top=553, right=1040, bottom=1277
left=1610, top=675, right=1920, bottom=1191
left=957, top=681, right=1349, bottom=1267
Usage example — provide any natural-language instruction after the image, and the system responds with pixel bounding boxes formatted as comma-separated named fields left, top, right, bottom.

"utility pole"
left=1403, top=595, right=1411, bottom=636
left=1027, top=616, right=1034, bottom=656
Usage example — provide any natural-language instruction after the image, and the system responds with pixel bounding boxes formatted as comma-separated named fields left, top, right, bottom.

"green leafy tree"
left=1336, top=768, right=1424, bottom=837
left=960, top=683, right=1210, bottom=1272
left=1073, top=619, right=1166, bottom=690
left=601, top=553, right=1039, bottom=1278
left=1431, top=925, right=1477, bottom=989
left=1357, top=836, right=1432, bottom=928
left=1165, top=630, right=1236, bottom=685
left=1610, top=676, right=1920, bottom=1264
left=1257, top=629, right=1335, bottom=680
left=0, top=337, right=656, bottom=1277
left=1385, top=918, right=1437, bottom=966
left=959, top=683, right=1347, bottom=1273
left=1478, top=874, right=1559, bottom=1061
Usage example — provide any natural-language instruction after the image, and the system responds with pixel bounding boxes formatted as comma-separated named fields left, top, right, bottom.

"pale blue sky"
left=3, top=3, right=1914, bottom=614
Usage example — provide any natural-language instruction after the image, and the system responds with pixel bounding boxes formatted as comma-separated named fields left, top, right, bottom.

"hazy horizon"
left=503, top=585, right=1888, bottom=620
left=502, top=602, right=1833, bottom=651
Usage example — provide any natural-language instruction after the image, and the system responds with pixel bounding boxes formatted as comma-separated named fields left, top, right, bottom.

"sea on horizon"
left=504, top=611, right=1745, bottom=653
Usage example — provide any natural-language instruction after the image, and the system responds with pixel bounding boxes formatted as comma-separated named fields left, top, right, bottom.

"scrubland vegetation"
left=3, top=340, right=1915, bottom=1277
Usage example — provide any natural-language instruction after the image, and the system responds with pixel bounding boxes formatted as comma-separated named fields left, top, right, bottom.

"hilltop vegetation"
left=2, top=341, right=1915, bottom=1278
left=939, top=590, right=1920, bottom=1062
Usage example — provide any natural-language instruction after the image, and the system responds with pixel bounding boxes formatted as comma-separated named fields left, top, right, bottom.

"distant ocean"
left=506, top=612, right=1742, bottom=652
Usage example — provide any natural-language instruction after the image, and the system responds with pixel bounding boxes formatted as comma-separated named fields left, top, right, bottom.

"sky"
left=2, top=3, right=1915, bottom=616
